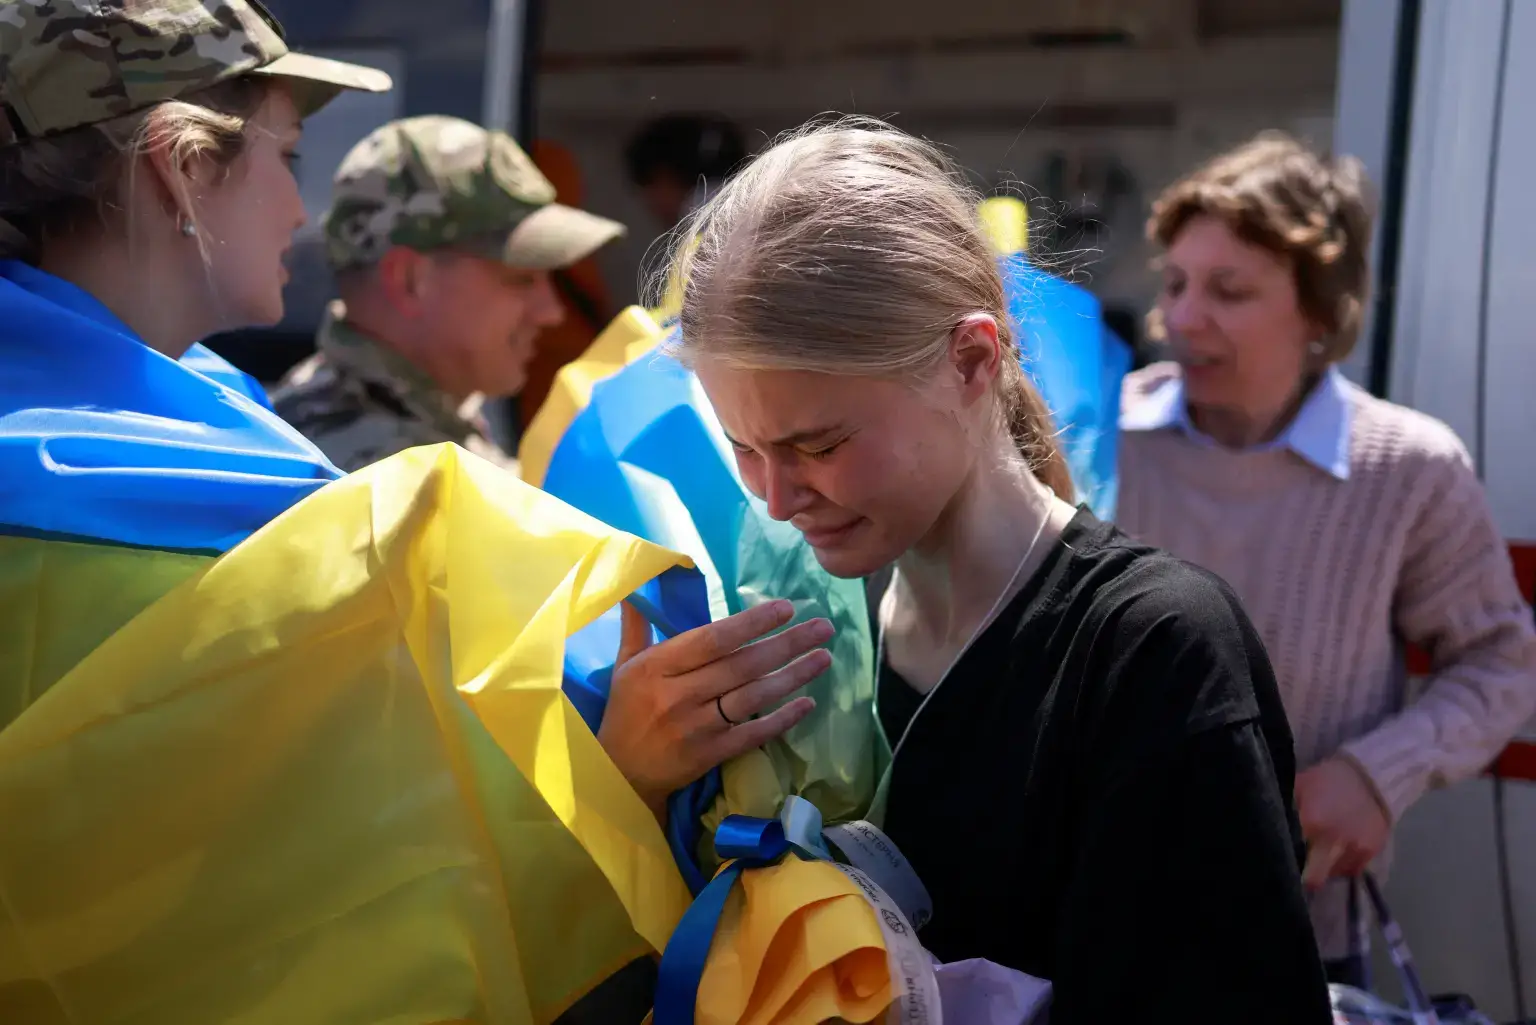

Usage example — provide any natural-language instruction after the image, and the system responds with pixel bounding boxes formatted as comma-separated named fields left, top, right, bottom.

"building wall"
left=534, top=28, right=1340, bottom=320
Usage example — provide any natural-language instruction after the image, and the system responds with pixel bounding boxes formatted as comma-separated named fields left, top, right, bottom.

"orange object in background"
left=523, top=141, right=618, bottom=430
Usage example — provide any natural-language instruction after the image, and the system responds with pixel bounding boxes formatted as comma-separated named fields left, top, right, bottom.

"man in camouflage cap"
left=271, top=114, right=624, bottom=473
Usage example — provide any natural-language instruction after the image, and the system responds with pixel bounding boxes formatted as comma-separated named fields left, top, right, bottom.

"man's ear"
left=374, top=246, right=433, bottom=319
left=947, top=315, right=1004, bottom=405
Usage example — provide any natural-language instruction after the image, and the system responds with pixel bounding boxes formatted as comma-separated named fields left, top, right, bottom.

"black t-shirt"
left=876, top=509, right=1331, bottom=1024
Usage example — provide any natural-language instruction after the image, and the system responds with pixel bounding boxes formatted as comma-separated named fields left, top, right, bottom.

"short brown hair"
left=1147, top=132, right=1376, bottom=362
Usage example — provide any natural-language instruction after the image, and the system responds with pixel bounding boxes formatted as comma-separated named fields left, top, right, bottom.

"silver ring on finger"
left=716, top=693, right=744, bottom=727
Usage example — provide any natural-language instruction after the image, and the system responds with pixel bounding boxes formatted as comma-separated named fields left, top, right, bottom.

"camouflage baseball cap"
left=324, top=115, right=626, bottom=273
left=0, top=0, right=392, bottom=148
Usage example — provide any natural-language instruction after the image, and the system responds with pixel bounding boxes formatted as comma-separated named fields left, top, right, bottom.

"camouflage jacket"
left=270, top=303, right=515, bottom=474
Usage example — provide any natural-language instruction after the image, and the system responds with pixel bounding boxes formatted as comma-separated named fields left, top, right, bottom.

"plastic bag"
left=1329, top=875, right=1498, bottom=1025
left=933, top=960, right=1052, bottom=1025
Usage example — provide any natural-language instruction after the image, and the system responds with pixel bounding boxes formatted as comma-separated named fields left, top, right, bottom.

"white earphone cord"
left=876, top=505, right=1056, bottom=766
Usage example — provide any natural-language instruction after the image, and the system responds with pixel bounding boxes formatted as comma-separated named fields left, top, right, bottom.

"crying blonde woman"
left=635, top=117, right=1333, bottom=1024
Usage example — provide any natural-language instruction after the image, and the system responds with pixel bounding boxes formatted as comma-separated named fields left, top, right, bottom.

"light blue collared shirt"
left=1120, top=365, right=1353, bottom=481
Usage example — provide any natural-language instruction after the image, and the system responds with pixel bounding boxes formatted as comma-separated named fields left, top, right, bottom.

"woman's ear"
left=947, top=315, right=1004, bottom=404
left=1305, top=315, right=1337, bottom=368
left=139, top=114, right=214, bottom=237
left=141, top=143, right=192, bottom=236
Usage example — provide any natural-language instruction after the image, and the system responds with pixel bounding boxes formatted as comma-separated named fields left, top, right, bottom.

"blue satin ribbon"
left=654, top=796, right=832, bottom=1025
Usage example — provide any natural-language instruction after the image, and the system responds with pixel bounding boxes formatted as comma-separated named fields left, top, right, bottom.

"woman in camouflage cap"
left=0, top=0, right=391, bottom=346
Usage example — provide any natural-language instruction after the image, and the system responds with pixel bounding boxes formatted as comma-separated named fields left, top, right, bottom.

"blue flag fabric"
left=0, top=260, right=340, bottom=553
left=541, top=350, right=728, bottom=891
left=1002, top=254, right=1131, bottom=518
left=180, top=342, right=277, bottom=411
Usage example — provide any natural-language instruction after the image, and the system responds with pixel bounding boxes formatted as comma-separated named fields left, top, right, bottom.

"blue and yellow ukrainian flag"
left=0, top=263, right=696, bottom=1024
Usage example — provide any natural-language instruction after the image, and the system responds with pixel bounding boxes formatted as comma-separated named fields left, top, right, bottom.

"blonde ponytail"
left=1000, top=359, right=1075, bottom=500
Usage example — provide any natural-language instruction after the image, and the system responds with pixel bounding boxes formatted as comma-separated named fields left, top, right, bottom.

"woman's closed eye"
left=799, top=438, right=846, bottom=461
left=729, top=435, right=847, bottom=458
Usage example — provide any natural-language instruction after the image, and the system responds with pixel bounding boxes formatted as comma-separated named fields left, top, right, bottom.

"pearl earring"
left=1307, top=340, right=1326, bottom=357
left=179, top=218, right=197, bottom=238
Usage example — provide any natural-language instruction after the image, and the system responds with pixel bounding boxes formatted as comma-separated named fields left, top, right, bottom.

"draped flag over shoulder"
left=0, top=259, right=342, bottom=727
left=0, top=444, right=698, bottom=1025
left=0, top=262, right=699, bottom=1023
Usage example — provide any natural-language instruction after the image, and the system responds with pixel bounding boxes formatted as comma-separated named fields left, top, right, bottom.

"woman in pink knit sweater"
left=1117, top=133, right=1536, bottom=985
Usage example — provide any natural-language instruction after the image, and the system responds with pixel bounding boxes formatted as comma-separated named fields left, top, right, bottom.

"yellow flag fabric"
left=519, top=306, right=666, bottom=489
left=0, top=537, right=209, bottom=732
left=697, top=859, right=891, bottom=1025
left=977, top=195, right=1028, bottom=256
left=0, top=444, right=694, bottom=1025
